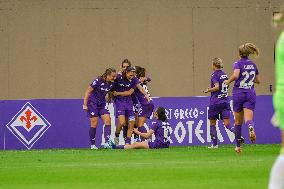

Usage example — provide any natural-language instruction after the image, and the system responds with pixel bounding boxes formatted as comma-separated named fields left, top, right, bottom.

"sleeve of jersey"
left=211, top=75, right=219, bottom=85
left=131, top=77, right=140, bottom=89
left=90, top=78, right=100, bottom=89
left=233, top=62, right=240, bottom=70
left=150, top=122, right=158, bottom=131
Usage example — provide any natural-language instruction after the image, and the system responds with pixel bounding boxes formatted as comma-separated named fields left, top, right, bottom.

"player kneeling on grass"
left=107, top=107, right=171, bottom=149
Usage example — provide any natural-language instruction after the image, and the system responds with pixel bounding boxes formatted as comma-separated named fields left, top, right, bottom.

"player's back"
left=233, top=58, right=259, bottom=94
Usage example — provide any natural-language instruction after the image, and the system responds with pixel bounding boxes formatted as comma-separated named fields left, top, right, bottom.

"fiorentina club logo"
left=6, top=102, right=51, bottom=149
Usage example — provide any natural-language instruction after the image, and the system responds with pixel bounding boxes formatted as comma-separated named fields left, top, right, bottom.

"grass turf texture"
left=0, top=144, right=280, bottom=189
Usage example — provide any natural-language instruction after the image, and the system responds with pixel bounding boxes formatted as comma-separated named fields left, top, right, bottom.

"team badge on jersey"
left=6, top=102, right=51, bottom=149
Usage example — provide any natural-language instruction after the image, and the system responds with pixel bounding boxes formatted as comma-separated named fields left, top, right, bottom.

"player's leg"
left=234, top=111, right=244, bottom=153
left=243, top=92, right=257, bottom=143
left=101, top=113, right=112, bottom=144
left=233, top=93, right=245, bottom=153
left=115, top=115, right=126, bottom=145
left=209, top=119, right=218, bottom=148
left=137, top=103, right=154, bottom=141
left=208, top=105, right=218, bottom=148
left=89, top=117, right=99, bottom=149
left=86, top=104, right=99, bottom=149
left=124, top=141, right=149, bottom=149
left=222, top=103, right=234, bottom=132
left=269, top=95, right=284, bottom=189
left=269, top=131, right=284, bottom=189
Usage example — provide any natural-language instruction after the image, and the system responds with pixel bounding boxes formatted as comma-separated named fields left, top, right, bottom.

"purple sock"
left=104, top=125, right=111, bottom=143
left=123, top=125, right=128, bottom=139
left=225, top=124, right=234, bottom=133
left=89, top=127, right=96, bottom=145
left=234, top=125, right=242, bottom=147
left=245, top=120, right=254, bottom=128
left=210, top=125, right=217, bottom=146
left=138, top=126, right=147, bottom=141
left=125, top=137, right=131, bottom=144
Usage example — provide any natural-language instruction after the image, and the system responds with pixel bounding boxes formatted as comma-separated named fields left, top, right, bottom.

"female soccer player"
left=203, top=58, right=236, bottom=148
left=113, top=66, right=150, bottom=145
left=134, top=66, right=154, bottom=141
left=107, top=107, right=170, bottom=149
left=225, top=43, right=260, bottom=153
left=268, top=11, right=284, bottom=189
left=83, top=68, right=117, bottom=149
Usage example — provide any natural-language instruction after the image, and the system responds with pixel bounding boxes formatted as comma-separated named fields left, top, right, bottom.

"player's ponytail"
left=156, top=107, right=167, bottom=122
left=239, top=43, right=259, bottom=58
left=101, top=68, right=116, bottom=80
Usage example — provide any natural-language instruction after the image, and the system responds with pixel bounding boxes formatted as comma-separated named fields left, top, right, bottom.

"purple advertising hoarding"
left=0, top=96, right=281, bottom=150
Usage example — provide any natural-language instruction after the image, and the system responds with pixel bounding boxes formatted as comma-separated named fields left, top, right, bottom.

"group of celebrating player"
left=83, top=59, right=171, bottom=150
left=204, top=42, right=260, bottom=153
left=83, top=42, right=260, bottom=153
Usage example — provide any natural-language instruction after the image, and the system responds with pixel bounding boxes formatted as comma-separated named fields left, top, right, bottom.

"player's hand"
left=83, top=104, right=88, bottom=111
left=203, top=88, right=210, bottom=93
left=133, top=128, right=139, bottom=134
left=145, top=94, right=151, bottom=102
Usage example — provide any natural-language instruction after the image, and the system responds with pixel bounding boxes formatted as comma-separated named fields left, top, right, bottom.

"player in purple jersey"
left=106, top=107, right=170, bottom=149
left=134, top=66, right=154, bottom=141
left=118, top=58, right=131, bottom=75
left=117, top=59, right=132, bottom=141
left=225, top=43, right=260, bottom=153
left=204, top=58, right=236, bottom=148
left=83, top=68, right=117, bottom=149
left=113, top=66, right=150, bottom=145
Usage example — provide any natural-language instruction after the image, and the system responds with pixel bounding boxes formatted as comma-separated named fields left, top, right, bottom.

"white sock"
left=269, top=155, right=284, bottom=189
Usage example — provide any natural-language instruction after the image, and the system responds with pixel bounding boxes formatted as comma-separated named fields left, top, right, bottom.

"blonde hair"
left=239, top=43, right=259, bottom=58
left=212, top=57, right=223, bottom=69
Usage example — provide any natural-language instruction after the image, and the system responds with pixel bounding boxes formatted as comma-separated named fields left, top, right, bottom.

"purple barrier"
left=0, top=96, right=281, bottom=150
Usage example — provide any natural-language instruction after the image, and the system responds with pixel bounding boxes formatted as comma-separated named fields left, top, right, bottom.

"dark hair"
left=156, top=107, right=167, bottom=122
left=135, top=66, right=146, bottom=78
left=101, top=68, right=116, bottom=80
left=121, top=59, right=132, bottom=67
left=239, top=43, right=259, bottom=58
left=122, top=66, right=136, bottom=79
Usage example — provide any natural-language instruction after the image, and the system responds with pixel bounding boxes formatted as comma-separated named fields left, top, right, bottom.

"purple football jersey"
left=150, top=120, right=171, bottom=145
left=210, top=70, right=229, bottom=105
left=135, top=82, right=152, bottom=105
left=114, top=74, right=139, bottom=102
left=232, top=57, right=259, bottom=94
left=88, top=76, right=114, bottom=104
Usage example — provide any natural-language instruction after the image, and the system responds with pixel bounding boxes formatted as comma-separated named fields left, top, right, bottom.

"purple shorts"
left=208, top=102, right=231, bottom=120
left=114, top=100, right=135, bottom=120
left=233, top=92, right=256, bottom=112
left=87, top=102, right=109, bottom=118
left=148, top=141, right=169, bottom=149
left=138, top=103, right=154, bottom=118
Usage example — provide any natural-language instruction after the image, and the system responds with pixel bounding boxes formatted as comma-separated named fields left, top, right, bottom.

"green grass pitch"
left=0, top=144, right=280, bottom=189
